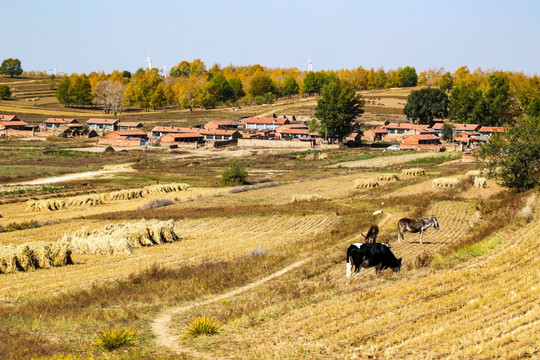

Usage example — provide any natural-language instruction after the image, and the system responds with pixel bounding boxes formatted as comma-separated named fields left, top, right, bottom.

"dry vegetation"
left=0, top=84, right=536, bottom=359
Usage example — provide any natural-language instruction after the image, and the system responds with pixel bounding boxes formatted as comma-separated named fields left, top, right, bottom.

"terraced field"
left=175, top=198, right=539, bottom=359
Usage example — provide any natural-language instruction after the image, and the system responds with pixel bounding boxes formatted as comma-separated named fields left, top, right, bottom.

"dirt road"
left=16, top=163, right=135, bottom=185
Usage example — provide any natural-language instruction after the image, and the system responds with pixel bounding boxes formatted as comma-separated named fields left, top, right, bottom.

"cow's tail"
left=346, top=256, right=352, bottom=279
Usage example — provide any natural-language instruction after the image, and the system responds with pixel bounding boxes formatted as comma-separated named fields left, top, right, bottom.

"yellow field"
left=179, top=199, right=539, bottom=359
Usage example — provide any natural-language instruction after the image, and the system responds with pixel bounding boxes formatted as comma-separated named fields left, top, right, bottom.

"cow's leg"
left=375, top=264, right=382, bottom=276
left=419, top=230, right=423, bottom=244
left=346, top=258, right=352, bottom=279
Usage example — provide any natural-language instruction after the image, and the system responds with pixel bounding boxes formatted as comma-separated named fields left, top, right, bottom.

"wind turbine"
left=161, top=56, right=168, bottom=77
left=308, top=54, right=313, bottom=72
left=145, top=49, right=152, bottom=70
left=48, top=63, right=57, bottom=76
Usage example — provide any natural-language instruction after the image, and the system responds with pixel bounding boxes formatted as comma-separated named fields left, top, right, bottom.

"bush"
left=93, top=327, right=136, bottom=351
left=183, top=316, right=222, bottom=338
left=221, top=160, right=248, bottom=185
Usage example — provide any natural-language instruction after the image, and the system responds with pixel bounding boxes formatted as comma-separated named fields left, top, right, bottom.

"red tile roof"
left=479, top=126, right=504, bottom=133
left=0, top=115, right=18, bottom=121
left=280, top=128, right=310, bottom=135
left=117, top=122, right=143, bottom=127
left=0, top=121, right=29, bottom=127
left=44, top=118, right=78, bottom=124
left=364, top=129, right=388, bottom=134
left=165, top=133, right=204, bottom=139
left=454, top=124, right=480, bottom=131
left=151, top=126, right=199, bottom=133
left=199, top=129, right=240, bottom=136
left=385, top=122, right=430, bottom=130
left=247, top=117, right=289, bottom=125
left=112, top=130, right=147, bottom=137
left=404, top=134, right=440, bottom=140
left=87, top=118, right=118, bottom=125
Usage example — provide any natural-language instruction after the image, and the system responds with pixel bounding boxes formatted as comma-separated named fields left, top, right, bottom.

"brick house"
left=117, top=122, right=143, bottom=131
left=151, top=126, right=199, bottom=138
left=245, top=117, right=290, bottom=131
left=160, top=132, right=204, bottom=147
left=44, top=118, right=81, bottom=131
left=87, top=118, right=119, bottom=131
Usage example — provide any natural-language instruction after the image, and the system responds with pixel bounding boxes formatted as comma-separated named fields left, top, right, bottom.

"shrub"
left=183, top=316, right=222, bottom=338
left=93, top=327, right=136, bottom=351
left=221, top=160, right=248, bottom=185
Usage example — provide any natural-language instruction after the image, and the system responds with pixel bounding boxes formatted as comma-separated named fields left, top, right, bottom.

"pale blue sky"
left=2, top=0, right=539, bottom=75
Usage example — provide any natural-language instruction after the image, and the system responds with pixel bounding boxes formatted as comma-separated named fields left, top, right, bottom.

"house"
left=151, top=126, right=199, bottom=138
left=204, top=121, right=238, bottom=131
left=245, top=117, right=290, bottom=131
left=44, top=118, right=81, bottom=131
left=199, top=129, right=242, bottom=142
left=117, top=122, right=143, bottom=131
left=363, top=129, right=388, bottom=142
left=87, top=118, right=119, bottom=131
left=454, top=123, right=481, bottom=134
left=0, top=119, right=37, bottom=137
left=344, top=132, right=363, bottom=146
left=384, top=122, right=431, bottom=136
left=479, top=126, right=504, bottom=137
left=401, top=135, right=442, bottom=150
left=160, top=132, right=204, bottom=147
left=278, top=127, right=312, bottom=140
left=99, top=130, right=149, bottom=146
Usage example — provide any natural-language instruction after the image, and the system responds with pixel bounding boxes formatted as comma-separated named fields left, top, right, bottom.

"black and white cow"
left=346, top=243, right=402, bottom=279
left=397, top=215, right=439, bottom=244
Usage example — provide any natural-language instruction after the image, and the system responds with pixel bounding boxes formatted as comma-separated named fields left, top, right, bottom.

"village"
left=0, top=113, right=503, bottom=152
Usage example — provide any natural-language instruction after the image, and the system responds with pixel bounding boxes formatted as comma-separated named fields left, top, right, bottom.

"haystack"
left=401, top=168, right=426, bottom=177
left=109, top=189, right=144, bottom=201
left=0, top=241, right=72, bottom=274
left=290, top=194, right=325, bottom=203
left=354, top=178, right=379, bottom=189
left=432, top=177, right=460, bottom=189
left=377, top=173, right=400, bottom=182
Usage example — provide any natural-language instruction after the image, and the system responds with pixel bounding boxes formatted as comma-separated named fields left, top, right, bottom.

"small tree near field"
left=221, top=160, right=248, bottom=185
left=441, top=122, right=455, bottom=142
left=0, top=85, right=11, bottom=100
left=404, top=87, right=449, bottom=126
left=0, top=58, right=23, bottom=78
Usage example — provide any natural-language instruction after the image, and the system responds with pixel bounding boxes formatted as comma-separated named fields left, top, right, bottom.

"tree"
left=282, top=75, right=299, bottom=98
left=210, top=73, right=233, bottom=103
left=526, top=96, right=540, bottom=117
left=449, top=84, right=483, bottom=123
left=228, top=77, right=245, bottom=100
left=441, top=122, right=455, bottom=142
left=56, top=76, right=72, bottom=106
left=403, top=88, right=449, bottom=125
left=72, top=75, right=93, bottom=107
left=196, top=82, right=218, bottom=109
left=249, top=72, right=275, bottom=97
left=478, top=116, right=540, bottom=191
left=0, top=58, right=23, bottom=78
left=400, top=66, right=418, bottom=87
left=0, top=85, right=11, bottom=100
left=302, top=72, right=318, bottom=95
left=221, top=160, right=248, bottom=185
left=482, top=74, right=514, bottom=126
left=439, top=72, right=454, bottom=92
left=314, top=79, right=365, bottom=143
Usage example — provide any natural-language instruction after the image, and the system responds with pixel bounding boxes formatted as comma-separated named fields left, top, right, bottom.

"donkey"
left=361, top=224, right=379, bottom=243
left=397, top=215, right=439, bottom=244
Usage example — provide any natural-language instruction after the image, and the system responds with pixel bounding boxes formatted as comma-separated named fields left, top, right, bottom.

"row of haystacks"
left=63, top=219, right=179, bottom=255
left=143, top=183, right=190, bottom=194
left=26, top=199, right=66, bottom=212
left=0, top=241, right=72, bottom=274
left=401, top=168, right=426, bottom=177
left=290, top=194, right=325, bottom=203
left=26, top=183, right=190, bottom=212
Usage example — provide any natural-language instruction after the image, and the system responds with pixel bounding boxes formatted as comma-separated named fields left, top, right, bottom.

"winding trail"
left=150, top=212, right=392, bottom=359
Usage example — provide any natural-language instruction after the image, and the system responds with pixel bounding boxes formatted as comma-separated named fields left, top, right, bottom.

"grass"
left=183, top=317, right=222, bottom=338
left=93, top=327, right=136, bottom=351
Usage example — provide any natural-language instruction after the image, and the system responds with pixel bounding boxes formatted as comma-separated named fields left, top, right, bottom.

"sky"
left=2, top=0, right=539, bottom=75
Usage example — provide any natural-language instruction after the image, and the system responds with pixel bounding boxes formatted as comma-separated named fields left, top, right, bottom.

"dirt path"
left=15, top=163, right=135, bottom=185
left=150, top=212, right=392, bottom=359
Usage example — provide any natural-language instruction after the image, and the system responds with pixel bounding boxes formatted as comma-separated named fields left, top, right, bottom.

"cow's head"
left=432, top=215, right=440, bottom=230
left=392, top=258, right=402, bottom=272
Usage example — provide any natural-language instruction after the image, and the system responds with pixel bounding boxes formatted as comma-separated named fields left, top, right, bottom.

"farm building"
left=454, top=123, right=481, bottom=134
left=479, top=126, right=504, bottom=138
left=199, top=129, right=242, bottom=142
left=384, top=122, right=433, bottom=136
left=99, top=130, right=149, bottom=146
left=363, top=129, right=388, bottom=141
left=160, top=132, right=204, bottom=147
left=401, top=134, right=443, bottom=150
left=344, top=131, right=363, bottom=146
left=244, top=117, right=290, bottom=131
left=87, top=118, right=119, bottom=131
left=277, top=127, right=313, bottom=140
left=117, top=122, right=143, bottom=131
left=0, top=119, right=37, bottom=137
left=204, top=121, right=239, bottom=131
left=43, top=118, right=81, bottom=131
left=151, top=126, right=199, bottom=138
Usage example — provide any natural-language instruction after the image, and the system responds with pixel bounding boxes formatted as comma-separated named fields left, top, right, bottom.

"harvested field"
left=0, top=214, right=337, bottom=301
left=330, top=152, right=454, bottom=168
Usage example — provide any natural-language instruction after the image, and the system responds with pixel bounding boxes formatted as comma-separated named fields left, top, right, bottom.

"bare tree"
left=93, top=80, right=125, bottom=115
